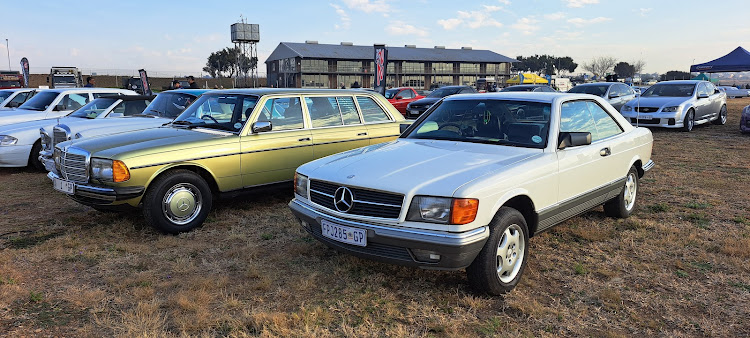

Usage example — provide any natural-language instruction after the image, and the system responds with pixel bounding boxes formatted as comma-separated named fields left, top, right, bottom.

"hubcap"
left=162, top=183, right=202, bottom=225
left=624, top=173, right=637, bottom=211
left=495, top=224, right=525, bottom=283
left=721, top=107, right=727, bottom=124
left=687, top=112, right=694, bottom=130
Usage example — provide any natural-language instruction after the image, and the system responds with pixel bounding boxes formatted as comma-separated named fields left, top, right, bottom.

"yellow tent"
left=506, top=73, right=549, bottom=84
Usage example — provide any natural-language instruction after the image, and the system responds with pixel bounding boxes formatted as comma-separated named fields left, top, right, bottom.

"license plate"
left=320, top=219, right=367, bottom=247
left=639, top=114, right=653, bottom=120
left=53, top=177, right=75, bottom=194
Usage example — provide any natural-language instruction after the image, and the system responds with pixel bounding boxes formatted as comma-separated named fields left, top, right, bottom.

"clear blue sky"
left=2, top=0, right=748, bottom=76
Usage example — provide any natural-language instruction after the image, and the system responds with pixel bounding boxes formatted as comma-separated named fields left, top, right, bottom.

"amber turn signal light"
left=112, top=160, right=130, bottom=182
left=451, top=198, right=478, bottom=224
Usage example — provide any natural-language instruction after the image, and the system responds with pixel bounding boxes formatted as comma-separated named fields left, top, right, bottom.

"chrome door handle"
left=298, top=137, right=310, bottom=141
left=357, top=132, right=368, bottom=136
left=600, top=147, right=611, bottom=156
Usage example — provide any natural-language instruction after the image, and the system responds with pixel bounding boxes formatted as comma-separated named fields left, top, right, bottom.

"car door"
left=693, top=83, right=713, bottom=120
left=241, top=95, right=314, bottom=187
left=705, top=82, right=723, bottom=117
left=556, top=100, right=625, bottom=205
left=355, top=95, right=400, bottom=144
left=392, top=89, right=414, bottom=112
left=306, top=95, right=370, bottom=158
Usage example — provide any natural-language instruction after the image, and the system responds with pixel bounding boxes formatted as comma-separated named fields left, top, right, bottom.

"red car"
left=385, top=87, right=424, bottom=116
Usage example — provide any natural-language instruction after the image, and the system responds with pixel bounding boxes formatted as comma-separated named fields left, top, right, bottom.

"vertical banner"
left=373, top=44, right=388, bottom=96
left=518, top=72, right=524, bottom=84
left=20, top=57, right=29, bottom=88
left=138, top=69, right=152, bottom=95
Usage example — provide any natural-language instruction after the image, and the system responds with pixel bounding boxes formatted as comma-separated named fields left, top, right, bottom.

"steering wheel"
left=200, top=115, right=218, bottom=123
left=438, top=123, right=463, bottom=135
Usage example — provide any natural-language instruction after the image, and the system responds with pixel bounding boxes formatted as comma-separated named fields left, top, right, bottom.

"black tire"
left=28, top=141, right=45, bottom=171
left=466, top=207, right=529, bottom=295
left=142, top=169, right=213, bottom=234
left=681, top=109, right=695, bottom=132
left=604, top=166, right=639, bottom=218
left=712, top=105, right=727, bottom=125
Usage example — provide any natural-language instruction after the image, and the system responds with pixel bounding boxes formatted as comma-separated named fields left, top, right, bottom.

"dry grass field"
left=1, top=98, right=749, bottom=337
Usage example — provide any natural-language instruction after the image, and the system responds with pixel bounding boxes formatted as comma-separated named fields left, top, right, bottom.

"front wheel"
left=142, top=169, right=213, bottom=234
left=712, top=105, right=727, bottom=125
left=466, top=207, right=529, bottom=295
left=28, top=141, right=45, bottom=171
left=604, top=166, right=639, bottom=218
left=682, top=109, right=695, bottom=132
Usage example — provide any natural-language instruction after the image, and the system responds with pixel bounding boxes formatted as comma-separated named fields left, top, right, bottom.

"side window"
left=258, top=97, right=304, bottom=131
left=608, top=85, right=620, bottom=97
left=9, top=92, right=29, bottom=105
left=57, top=93, right=89, bottom=111
left=336, top=97, right=361, bottom=125
left=306, top=97, right=343, bottom=128
left=586, top=101, right=622, bottom=140
left=459, top=88, right=474, bottom=94
left=623, top=85, right=635, bottom=96
left=356, top=96, right=391, bottom=123
left=93, top=93, right=115, bottom=98
left=697, top=83, right=709, bottom=96
left=117, top=100, right=149, bottom=117
left=400, top=89, right=414, bottom=99
left=560, top=100, right=598, bottom=140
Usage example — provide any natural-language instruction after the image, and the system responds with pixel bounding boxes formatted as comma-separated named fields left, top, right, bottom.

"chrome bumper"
left=47, top=171, right=145, bottom=205
left=643, top=159, right=655, bottom=172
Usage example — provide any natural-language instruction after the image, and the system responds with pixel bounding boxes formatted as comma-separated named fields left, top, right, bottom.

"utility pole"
left=5, top=39, right=10, bottom=70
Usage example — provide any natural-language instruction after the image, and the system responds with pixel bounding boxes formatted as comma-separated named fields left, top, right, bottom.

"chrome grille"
left=310, top=180, right=403, bottom=219
left=60, top=148, right=89, bottom=183
left=53, top=126, right=69, bottom=148
left=635, top=107, right=658, bottom=113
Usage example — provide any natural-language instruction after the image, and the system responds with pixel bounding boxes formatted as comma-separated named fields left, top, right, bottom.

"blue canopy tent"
left=690, top=46, right=750, bottom=73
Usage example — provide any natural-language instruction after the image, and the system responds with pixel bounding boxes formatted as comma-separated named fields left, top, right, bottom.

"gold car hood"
left=62, top=126, right=236, bottom=159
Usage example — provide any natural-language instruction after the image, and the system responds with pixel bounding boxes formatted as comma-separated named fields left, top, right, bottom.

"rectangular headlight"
left=53, top=148, right=62, bottom=171
left=294, top=172, right=308, bottom=198
left=407, top=196, right=479, bottom=224
left=90, top=158, right=114, bottom=182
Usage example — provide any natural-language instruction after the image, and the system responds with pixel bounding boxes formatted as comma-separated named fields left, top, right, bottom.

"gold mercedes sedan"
left=48, top=89, right=407, bottom=233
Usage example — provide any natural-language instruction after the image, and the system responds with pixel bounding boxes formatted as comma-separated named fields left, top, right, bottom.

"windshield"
left=68, top=98, right=119, bottom=118
left=172, top=94, right=259, bottom=132
left=18, top=91, right=59, bottom=111
left=53, top=76, right=77, bottom=85
left=427, top=87, right=461, bottom=98
left=641, top=84, right=695, bottom=97
left=568, top=85, right=608, bottom=97
left=143, top=92, right=196, bottom=118
left=405, top=99, right=551, bottom=149
left=384, top=89, right=398, bottom=99
left=0, top=90, right=12, bottom=101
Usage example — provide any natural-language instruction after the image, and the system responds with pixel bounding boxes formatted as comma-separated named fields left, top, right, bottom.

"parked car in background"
left=567, top=82, right=636, bottom=112
left=405, top=85, right=477, bottom=119
left=740, top=104, right=750, bottom=133
left=49, top=89, right=406, bottom=233
left=718, top=86, right=749, bottom=98
left=0, top=88, right=37, bottom=110
left=384, top=87, right=425, bottom=116
left=620, top=80, right=727, bottom=132
left=39, top=89, right=208, bottom=172
left=500, top=85, right=557, bottom=92
left=289, top=92, right=654, bottom=295
left=0, top=88, right=136, bottom=126
left=0, top=95, right=154, bottom=170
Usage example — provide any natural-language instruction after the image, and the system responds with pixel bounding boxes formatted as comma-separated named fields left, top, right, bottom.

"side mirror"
left=558, top=132, right=592, bottom=149
left=6, top=102, right=19, bottom=108
left=609, top=93, right=619, bottom=99
left=54, top=104, right=66, bottom=111
left=697, top=93, right=709, bottom=99
left=399, top=123, right=410, bottom=134
left=251, top=121, right=272, bottom=133
left=395, top=95, right=403, bottom=100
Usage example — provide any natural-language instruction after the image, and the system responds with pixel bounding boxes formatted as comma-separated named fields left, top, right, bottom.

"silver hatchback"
left=567, top=82, right=637, bottom=112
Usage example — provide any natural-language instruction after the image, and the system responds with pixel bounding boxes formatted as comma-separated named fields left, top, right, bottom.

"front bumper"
left=0, top=144, right=33, bottom=167
left=621, top=111, right=682, bottom=128
left=47, top=171, right=145, bottom=205
left=406, top=108, right=427, bottom=119
left=289, top=199, right=489, bottom=270
left=39, top=150, right=56, bottom=173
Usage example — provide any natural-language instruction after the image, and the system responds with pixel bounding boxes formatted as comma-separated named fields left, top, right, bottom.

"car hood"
left=0, top=117, right=77, bottom=135
left=409, top=97, right=441, bottom=107
left=61, top=126, right=236, bottom=159
left=0, top=109, right=49, bottom=126
left=299, top=139, right=541, bottom=197
left=625, top=96, right=690, bottom=107
left=58, top=116, right=172, bottom=132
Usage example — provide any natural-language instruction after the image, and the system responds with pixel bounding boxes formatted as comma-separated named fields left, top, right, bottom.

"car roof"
left=94, top=94, right=156, bottom=101
left=164, top=89, right=212, bottom=95
left=653, top=80, right=702, bottom=85
left=0, top=88, right=35, bottom=92
left=436, top=85, right=472, bottom=89
left=575, top=82, right=619, bottom=86
left=38, top=88, right=135, bottom=94
left=445, top=92, right=596, bottom=103
left=202, top=88, right=384, bottom=96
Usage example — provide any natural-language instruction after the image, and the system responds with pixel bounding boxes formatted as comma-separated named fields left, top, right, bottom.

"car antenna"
left=635, top=87, right=640, bottom=128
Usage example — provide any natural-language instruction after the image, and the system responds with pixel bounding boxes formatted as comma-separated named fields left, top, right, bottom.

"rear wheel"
left=604, top=166, right=639, bottom=218
left=712, top=105, right=727, bottom=125
left=28, top=141, right=44, bottom=171
left=466, top=207, right=529, bottom=295
left=681, top=109, right=695, bottom=132
left=142, top=169, right=213, bottom=234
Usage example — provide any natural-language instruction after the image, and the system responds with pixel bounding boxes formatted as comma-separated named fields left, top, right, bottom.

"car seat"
left=474, top=111, right=501, bottom=139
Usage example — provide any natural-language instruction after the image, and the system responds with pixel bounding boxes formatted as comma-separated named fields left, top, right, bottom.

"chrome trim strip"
left=537, top=177, right=624, bottom=214
left=294, top=199, right=488, bottom=240
left=643, top=159, right=655, bottom=172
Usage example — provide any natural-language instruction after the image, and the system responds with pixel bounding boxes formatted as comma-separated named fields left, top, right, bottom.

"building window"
left=401, top=75, right=424, bottom=88
left=486, top=63, right=508, bottom=74
left=459, top=63, right=480, bottom=73
left=301, top=59, right=328, bottom=72
left=402, top=62, right=424, bottom=74
left=302, top=74, right=329, bottom=88
left=431, top=62, right=453, bottom=73
left=459, top=75, right=477, bottom=87
left=430, top=75, right=453, bottom=87
left=338, top=75, right=364, bottom=88
left=337, top=61, right=365, bottom=73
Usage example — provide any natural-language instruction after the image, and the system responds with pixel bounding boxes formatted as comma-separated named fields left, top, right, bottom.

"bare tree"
left=582, top=56, right=617, bottom=77
left=632, top=59, right=646, bottom=75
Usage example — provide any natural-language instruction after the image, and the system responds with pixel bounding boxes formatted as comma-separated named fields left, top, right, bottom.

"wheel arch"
left=146, top=163, right=220, bottom=197
left=491, top=192, right=538, bottom=237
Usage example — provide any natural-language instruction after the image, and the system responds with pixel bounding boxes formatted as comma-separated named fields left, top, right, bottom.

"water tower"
left=230, top=18, right=259, bottom=87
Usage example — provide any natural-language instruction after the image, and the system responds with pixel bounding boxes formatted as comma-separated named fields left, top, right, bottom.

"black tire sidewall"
left=683, top=109, right=694, bottom=132
left=604, top=166, right=639, bottom=218
left=29, top=141, right=44, bottom=171
left=142, top=170, right=212, bottom=234
left=467, top=207, right=529, bottom=295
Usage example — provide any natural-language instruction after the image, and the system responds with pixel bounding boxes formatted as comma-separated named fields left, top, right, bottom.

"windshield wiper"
left=128, top=114, right=155, bottom=118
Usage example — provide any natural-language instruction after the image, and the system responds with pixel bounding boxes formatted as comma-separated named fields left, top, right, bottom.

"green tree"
left=661, top=71, right=691, bottom=81
left=202, top=47, right=257, bottom=78
left=613, top=62, right=635, bottom=78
